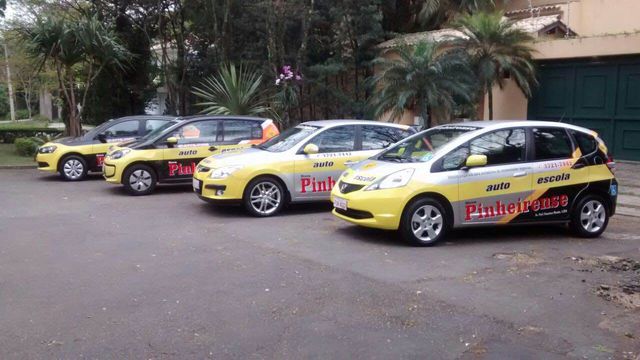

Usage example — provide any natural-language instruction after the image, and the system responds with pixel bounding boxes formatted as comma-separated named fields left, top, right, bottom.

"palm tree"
left=192, top=64, right=275, bottom=118
left=449, top=11, right=538, bottom=120
left=368, top=41, right=475, bottom=128
left=418, top=0, right=496, bottom=28
left=19, top=15, right=131, bottom=136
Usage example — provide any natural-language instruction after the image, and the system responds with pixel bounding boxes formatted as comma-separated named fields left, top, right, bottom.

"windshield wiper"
left=380, top=154, right=409, bottom=162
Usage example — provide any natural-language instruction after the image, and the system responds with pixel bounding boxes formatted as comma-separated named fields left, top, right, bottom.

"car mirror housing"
left=97, top=133, right=107, bottom=143
left=465, top=154, right=487, bottom=168
left=303, top=143, right=319, bottom=155
left=166, top=137, right=178, bottom=148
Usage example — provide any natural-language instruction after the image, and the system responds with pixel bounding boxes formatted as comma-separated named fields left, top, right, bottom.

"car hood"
left=198, top=146, right=274, bottom=168
left=339, top=159, right=416, bottom=185
left=53, top=136, right=94, bottom=146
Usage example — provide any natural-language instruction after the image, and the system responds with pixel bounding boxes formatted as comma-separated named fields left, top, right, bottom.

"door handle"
left=344, top=160, right=359, bottom=166
left=209, top=146, right=218, bottom=152
left=513, top=171, right=527, bottom=178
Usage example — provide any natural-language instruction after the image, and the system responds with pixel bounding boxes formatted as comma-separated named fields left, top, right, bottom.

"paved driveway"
left=1, top=170, right=639, bottom=359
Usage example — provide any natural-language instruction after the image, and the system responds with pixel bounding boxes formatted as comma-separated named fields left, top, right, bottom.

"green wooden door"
left=528, top=57, right=640, bottom=161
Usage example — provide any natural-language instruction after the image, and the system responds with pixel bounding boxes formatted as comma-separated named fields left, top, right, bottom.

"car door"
left=91, top=119, right=141, bottom=170
left=157, top=120, right=220, bottom=182
left=527, top=127, right=585, bottom=221
left=292, top=125, right=358, bottom=201
left=450, top=127, right=533, bottom=225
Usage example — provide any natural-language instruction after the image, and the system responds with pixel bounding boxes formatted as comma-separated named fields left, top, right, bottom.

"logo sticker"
left=168, top=161, right=197, bottom=176
left=300, top=175, right=336, bottom=193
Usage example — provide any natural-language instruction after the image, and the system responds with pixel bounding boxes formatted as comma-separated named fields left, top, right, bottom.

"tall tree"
left=449, top=11, right=537, bottom=120
left=369, top=41, right=475, bottom=127
left=19, top=14, right=131, bottom=136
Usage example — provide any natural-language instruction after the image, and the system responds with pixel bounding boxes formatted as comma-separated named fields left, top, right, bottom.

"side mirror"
left=166, top=137, right=178, bottom=148
left=303, top=143, right=319, bottom=155
left=97, top=133, right=107, bottom=143
left=465, top=154, right=487, bottom=168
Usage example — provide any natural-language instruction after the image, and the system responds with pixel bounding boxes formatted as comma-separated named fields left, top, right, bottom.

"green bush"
left=14, top=137, right=40, bottom=156
left=0, top=127, right=62, bottom=143
left=31, top=114, right=50, bottom=122
left=15, top=109, right=31, bottom=120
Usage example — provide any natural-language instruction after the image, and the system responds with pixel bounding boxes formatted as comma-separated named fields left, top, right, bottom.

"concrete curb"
left=0, top=165, right=37, bottom=169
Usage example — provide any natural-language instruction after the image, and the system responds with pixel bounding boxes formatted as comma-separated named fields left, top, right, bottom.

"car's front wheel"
left=243, top=177, right=285, bottom=217
left=570, top=194, right=609, bottom=237
left=400, top=197, right=449, bottom=246
left=123, top=164, right=157, bottom=196
left=60, top=155, right=88, bottom=181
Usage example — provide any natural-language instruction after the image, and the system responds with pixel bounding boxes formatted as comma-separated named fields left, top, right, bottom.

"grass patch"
left=0, top=143, right=36, bottom=166
left=0, top=120, right=49, bottom=129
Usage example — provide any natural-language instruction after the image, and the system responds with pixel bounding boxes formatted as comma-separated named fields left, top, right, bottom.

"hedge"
left=15, top=137, right=45, bottom=157
left=0, top=127, right=62, bottom=143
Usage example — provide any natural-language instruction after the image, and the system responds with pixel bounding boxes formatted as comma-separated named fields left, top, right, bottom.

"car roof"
left=108, top=115, right=178, bottom=122
left=176, top=115, right=271, bottom=122
left=441, top=120, right=595, bottom=134
left=301, top=119, right=410, bottom=128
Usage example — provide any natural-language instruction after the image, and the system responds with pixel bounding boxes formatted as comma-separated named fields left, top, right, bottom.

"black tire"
left=122, top=164, right=157, bottom=196
left=570, top=194, right=609, bottom=238
left=59, top=155, right=88, bottom=181
left=243, top=176, right=286, bottom=217
left=400, top=197, right=449, bottom=246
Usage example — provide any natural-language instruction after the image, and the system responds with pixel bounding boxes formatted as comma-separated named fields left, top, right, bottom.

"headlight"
left=38, top=145, right=57, bottom=154
left=365, top=168, right=414, bottom=191
left=209, top=165, right=242, bottom=179
left=109, top=148, right=131, bottom=160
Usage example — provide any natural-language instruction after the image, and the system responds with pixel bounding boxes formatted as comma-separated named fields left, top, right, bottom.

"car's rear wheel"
left=400, top=197, right=449, bottom=246
left=570, top=194, right=609, bottom=238
left=60, top=155, right=88, bottom=181
left=123, top=164, right=157, bottom=196
left=243, top=177, right=285, bottom=217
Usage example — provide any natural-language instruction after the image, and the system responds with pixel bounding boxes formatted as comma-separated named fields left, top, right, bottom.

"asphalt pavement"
left=0, top=170, right=639, bottom=359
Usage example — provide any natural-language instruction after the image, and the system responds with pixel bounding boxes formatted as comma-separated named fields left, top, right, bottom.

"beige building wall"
left=487, top=0, right=640, bottom=120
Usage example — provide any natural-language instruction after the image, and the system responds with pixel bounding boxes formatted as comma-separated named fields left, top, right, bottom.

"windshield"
left=376, top=126, right=478, bottom=163
left=257, top=125, right=320, bottom=152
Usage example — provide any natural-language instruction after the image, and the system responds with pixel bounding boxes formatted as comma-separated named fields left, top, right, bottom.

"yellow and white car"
left=331, top=121, right=618, bottom=246
left=36, top=115, right=177, bottom=181
left=193, top=120, right=415, bottom=216
left=103, top=116, right=279, bottom=195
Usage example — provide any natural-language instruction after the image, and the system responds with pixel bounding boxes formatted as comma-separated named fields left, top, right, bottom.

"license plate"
left=193, top=178, right=200, bottom=190
left=333, top=196, right=348, bottom=210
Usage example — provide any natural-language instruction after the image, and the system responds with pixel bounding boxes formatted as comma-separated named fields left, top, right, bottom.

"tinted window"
left=572, top=130, right=597, bottom=155
left=144, top=119, right=171, bottom=135
left=442, top=147, right=470, bottom=170
left=361, top=125, right=411, bottom=150
left=164, top=120, right=219, bottom=145
left=223, top=120, right=262, bottom=142
left=534, top=127, right=573, bottom=160
left=105, top=120, right=139, bottom=138
left=308, top=126, right=356, bottom=153
left=470, top=128, right=526, bottom=165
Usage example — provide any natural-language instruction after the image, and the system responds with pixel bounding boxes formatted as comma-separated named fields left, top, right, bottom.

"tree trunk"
left=488, top=85, right=493, bottom=121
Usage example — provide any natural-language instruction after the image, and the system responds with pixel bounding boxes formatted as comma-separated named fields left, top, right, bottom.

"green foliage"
left=15, top=109, right=30, bottom=120
left=192, top=64, right=275, bottom=118
left=0, top=86, right=9, bottom=117
left=368, top=41, right=476, bottom=127
left=0, top=127, right=61, bottom=143
left=14, top=137, right=40, bottom=156
left=449, top=11, right=538, bottom=119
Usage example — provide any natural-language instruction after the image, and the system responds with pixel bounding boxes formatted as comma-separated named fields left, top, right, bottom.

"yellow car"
left=331, top=121, right=618, bottom=246
left=193, top=120, right=415, bottom=216
left=103, top=116, right=279, bottom=195
left=36, top=115, right=176, bottom=181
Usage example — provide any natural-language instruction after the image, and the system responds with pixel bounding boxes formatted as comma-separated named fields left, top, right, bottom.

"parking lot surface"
left=1, top=169, right=639, bottom=359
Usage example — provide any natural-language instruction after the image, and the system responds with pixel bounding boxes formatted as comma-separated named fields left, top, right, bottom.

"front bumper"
left=193, top=171, right=246, bottom=202
left=35, top=152, right=60, bottom=172
left=102, top=160, right=124, bottom=184
left=330, top=186, right=407, bottom=230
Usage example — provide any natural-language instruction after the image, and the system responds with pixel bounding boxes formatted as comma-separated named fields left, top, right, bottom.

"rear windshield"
left=376, top=126, right=478, bottom=163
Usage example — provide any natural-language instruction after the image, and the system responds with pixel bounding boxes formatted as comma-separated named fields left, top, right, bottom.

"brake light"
left=606, top=154, right=616, bottom=174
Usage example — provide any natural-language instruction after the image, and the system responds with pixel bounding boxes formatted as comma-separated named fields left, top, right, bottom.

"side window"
left=105, top=120, right=139, bottom=138
left=223, top=120, right=262, bottom=142
left=144, top=119, right=170, bottom=135
left=533, top=127, right=573, bottom=160
left=571, top=130, right=597, bottom=155
left=442, top=146, right=470, bottom=171
left=308, top=126, right=356, bottom=153
left=361, top=126, right=410, bottom=150
left=469, top=128, right=526, bottom=166
left=164, top=120, right=219, bottom=145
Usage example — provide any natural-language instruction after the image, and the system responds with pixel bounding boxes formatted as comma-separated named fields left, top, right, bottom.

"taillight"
left=606, top=154, right=616, bottom=174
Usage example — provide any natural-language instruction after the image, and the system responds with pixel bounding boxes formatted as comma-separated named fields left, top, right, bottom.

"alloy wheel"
left=63, top=159, right=84, bottom=180
left=580, top=200, right=606, bottom=233
left=129, top=169, right=153, bottom=192
left=411, top=205, right=443, bottom=242
left=249, top=181, right=281, bottom=215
